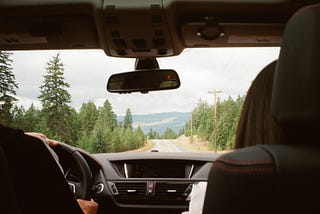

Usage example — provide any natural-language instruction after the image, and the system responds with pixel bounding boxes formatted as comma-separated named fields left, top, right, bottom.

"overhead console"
left=102, top=0, right=175, bottom=57
left=102, top=0, right=299, bottom=57
left=165, top=0, right=303, bottom=49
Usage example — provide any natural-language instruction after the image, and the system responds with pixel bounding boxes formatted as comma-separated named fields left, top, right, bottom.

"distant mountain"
left=117, top=112, right=190, bottom=135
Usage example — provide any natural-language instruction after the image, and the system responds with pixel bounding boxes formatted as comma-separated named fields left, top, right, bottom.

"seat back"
left=203, top=144, right=320, bottom=214
left=0, top=144, right=20, bottom=214
left=203, top=4, right=320, bottom=214
left=0, top=125, right=82, bottom=214
left=271, top=4, right=320, bottom=142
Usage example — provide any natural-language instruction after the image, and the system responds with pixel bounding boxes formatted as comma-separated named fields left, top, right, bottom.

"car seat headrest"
left=271, top=4, right=320, bottom=126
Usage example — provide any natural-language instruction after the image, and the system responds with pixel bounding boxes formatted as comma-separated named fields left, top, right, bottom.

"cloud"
left=14, top=96, right=42, bottom=109
left=10, top=48, right=280, bottom=115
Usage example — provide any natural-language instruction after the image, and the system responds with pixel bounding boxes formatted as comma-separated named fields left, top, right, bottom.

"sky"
left=11, top=47, right=280, bottom=116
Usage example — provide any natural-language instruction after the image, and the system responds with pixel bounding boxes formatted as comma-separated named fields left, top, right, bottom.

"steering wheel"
left=52, top=142, right=93, bottom=200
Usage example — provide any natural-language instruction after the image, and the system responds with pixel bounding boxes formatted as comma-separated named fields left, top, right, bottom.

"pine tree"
left=38, top=53, right=72, bottom=142
left=77, top=101, right=99, bottom=150
left=24, top=104, right=40, bottom=132
left=79, top=101, right=99, bottom=135
left=123, top=108, right=133, bottom=130
left=153, top=130, right=160, bottom=139
left=11, top=105, right=25, bottom=129
left=178, top=128, right=185, bottom=136
left=93, top=128, right=107, bottom=153
left=135, top=126, right=146, bottom=148
left=0, top=51, right=18, bottom=126
left=124, top=128, right=135, bottom=150
left=162, top=128, right=177, bottom=139
left=77, top=132, right=94, bottom=153
left=100, top=100, right=117, bottom=131
left=111, top=127, right=124, bottom=152
left=147, top=128, right=154, bottom=139
left=185, top=95, right=245, bottom=151
left=91, top=100, right=117, bottom=153
left=66, top=107, right=80, bottom=144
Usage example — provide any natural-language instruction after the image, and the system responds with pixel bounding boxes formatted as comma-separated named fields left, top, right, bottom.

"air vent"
left=150, top=4, right=162, bottom=24
left=110, top=181, right=193, bottom=205
left=105, top=5, right=117, bottom=24
left=150, top=4, right=161, bottom=11
left=113, top=182, right=147, bottom=204
left=105, top=5, right=116, bottom=11
left=154, top=182, right=192, bottom=205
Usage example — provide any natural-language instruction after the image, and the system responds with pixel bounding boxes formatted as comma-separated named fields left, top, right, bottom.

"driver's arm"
left=25, top=132, right=99, bottom=214
left=25, top=132, right=59, bottom=146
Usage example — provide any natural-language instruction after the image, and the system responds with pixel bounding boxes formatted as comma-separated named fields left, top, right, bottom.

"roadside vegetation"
left=0, top=52, right=146, bottom=153
left=176, top=135, right=233, bottom=154
left=181, top=97, right=244, bottom=150
left=1, top=51, right=244, bottom=153
left=129, top=140, right=155, bottom=152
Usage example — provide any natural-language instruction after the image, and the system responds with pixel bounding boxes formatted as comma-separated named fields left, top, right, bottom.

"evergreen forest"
left=0, top=51, right=245, bottom=153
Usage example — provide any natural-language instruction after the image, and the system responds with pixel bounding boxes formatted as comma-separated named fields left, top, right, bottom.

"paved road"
left=148, top=139, right=187, bottom=152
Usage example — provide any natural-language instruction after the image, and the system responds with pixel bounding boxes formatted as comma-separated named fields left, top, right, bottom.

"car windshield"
left=6, top=47, right=279, bottom=153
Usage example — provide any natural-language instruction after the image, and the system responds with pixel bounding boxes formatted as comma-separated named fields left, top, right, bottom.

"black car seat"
left=202, top=4, right=320, bottom=214
left=0, top=125, right=83, bottom=214
left=0, top=144, right=20, bottom=214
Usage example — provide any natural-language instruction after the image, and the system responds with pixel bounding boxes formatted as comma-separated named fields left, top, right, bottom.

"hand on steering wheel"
left=25, top=133, right=95, bottom=201
left=25, top=132, right=59, bottom=146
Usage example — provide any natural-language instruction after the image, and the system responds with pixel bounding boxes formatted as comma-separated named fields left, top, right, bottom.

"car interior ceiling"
left=0, top=0, right=319, bottom=57
left=1, top=1, right=320, bottom=214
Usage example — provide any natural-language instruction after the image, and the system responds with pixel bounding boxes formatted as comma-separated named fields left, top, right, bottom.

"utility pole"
left=190, top=112, right=193, bottom=144
left=208, top=90, right=222, bottom=153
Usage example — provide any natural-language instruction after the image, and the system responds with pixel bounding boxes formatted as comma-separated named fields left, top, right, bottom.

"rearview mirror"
left=107, top=69, right=180, bottom=94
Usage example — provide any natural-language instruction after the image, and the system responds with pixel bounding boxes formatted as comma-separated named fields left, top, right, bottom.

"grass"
left=128, top=140, right=155, bottom=152
left=177, top=135, right=233, bottom=154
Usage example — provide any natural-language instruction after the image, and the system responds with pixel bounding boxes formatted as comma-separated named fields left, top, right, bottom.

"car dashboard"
left=61, top=150, right=218, bottom=214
